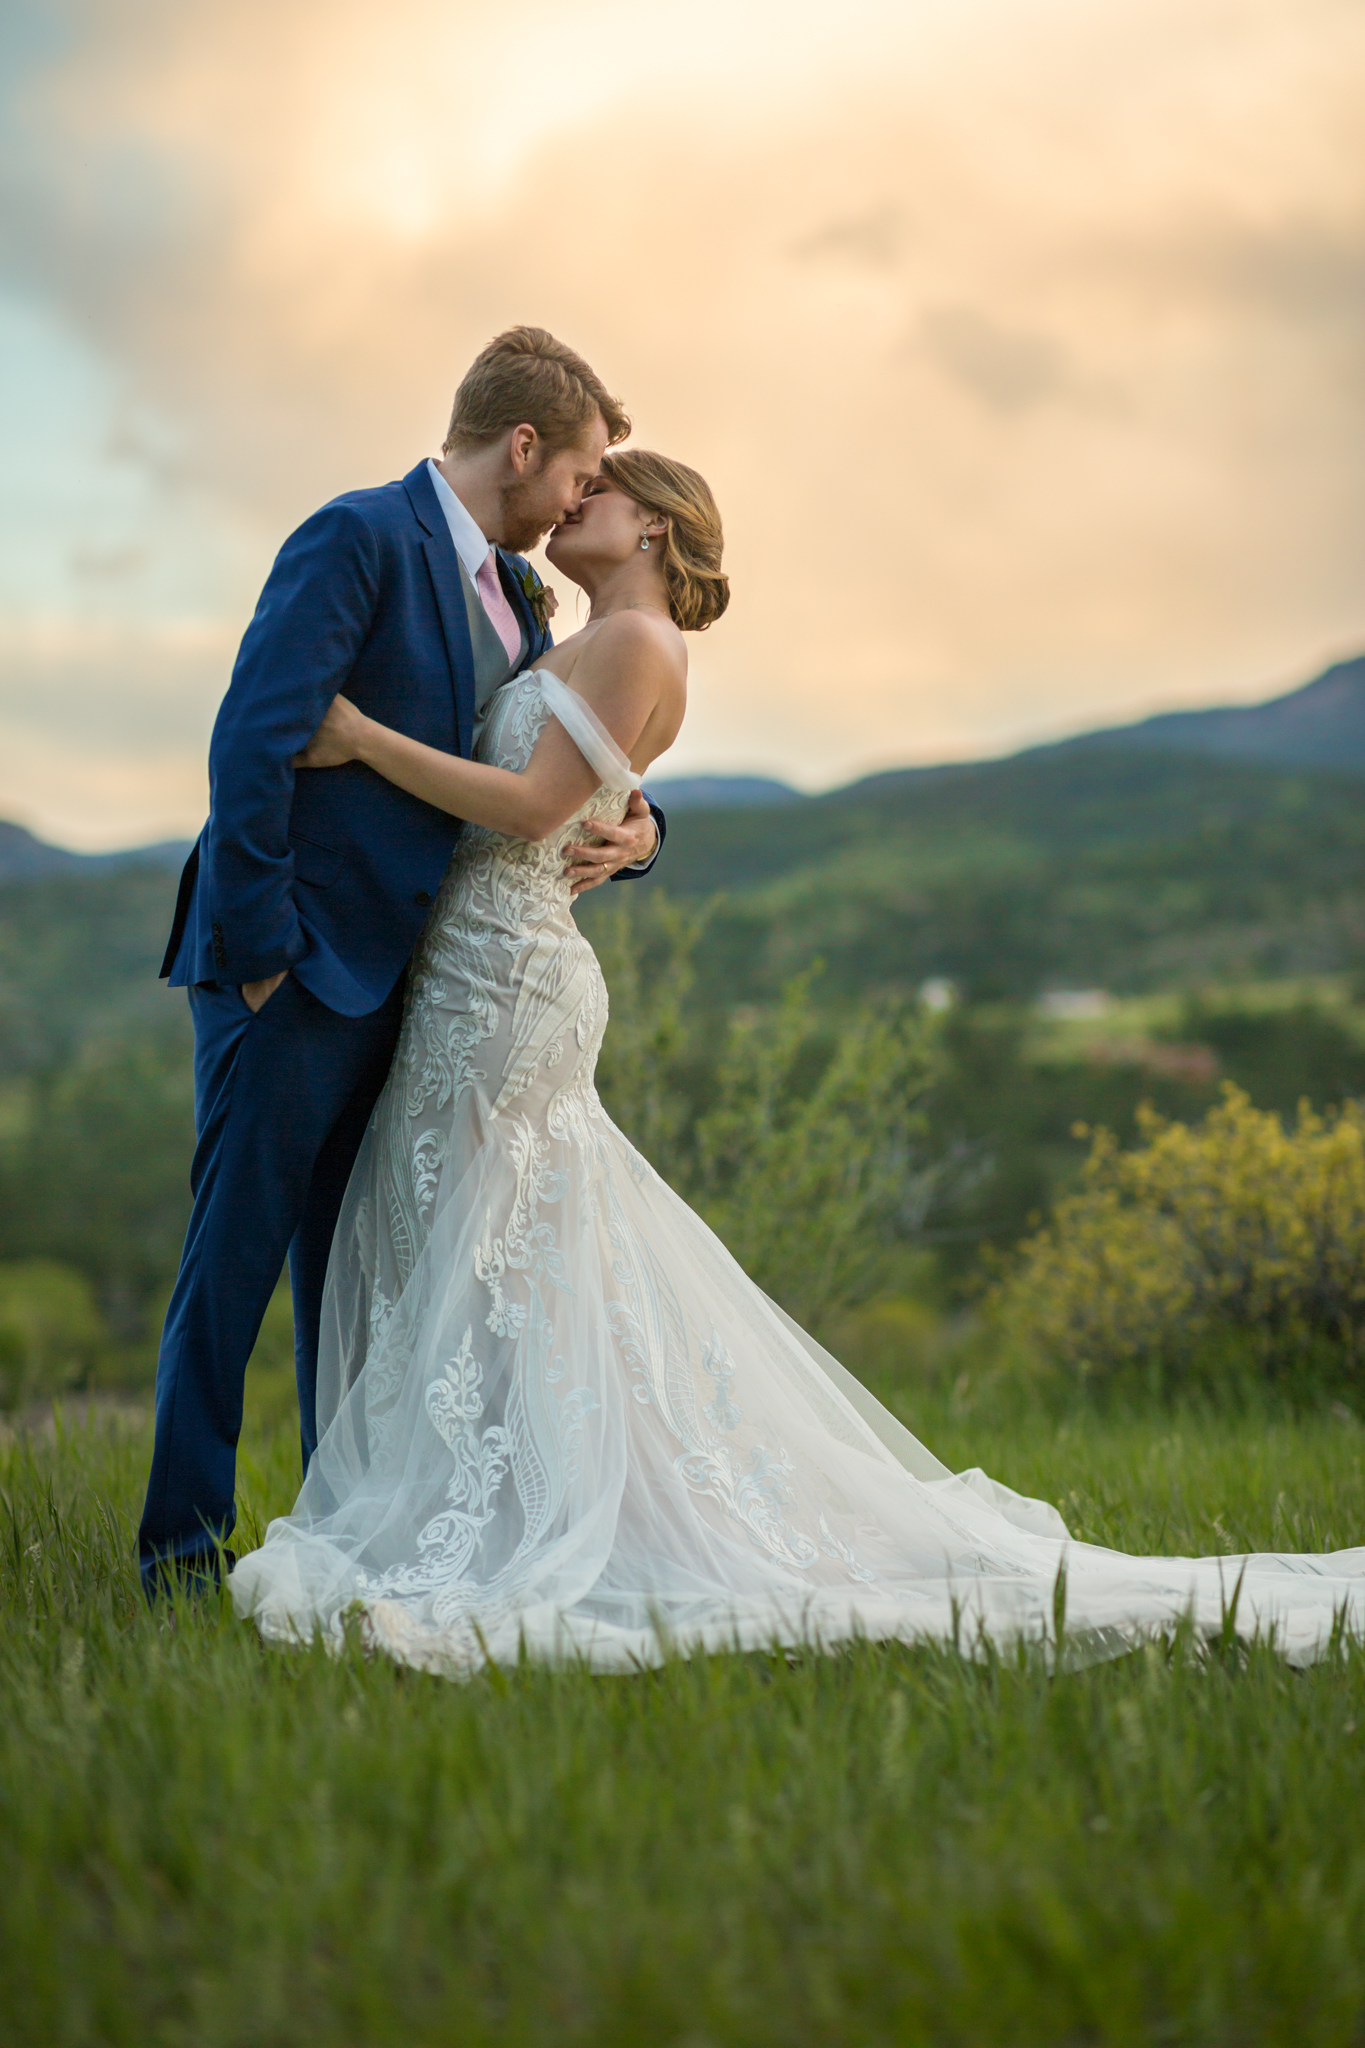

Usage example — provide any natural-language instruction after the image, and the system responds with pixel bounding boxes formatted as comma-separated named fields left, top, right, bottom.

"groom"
left=139, top=326, right=665, bottom=1594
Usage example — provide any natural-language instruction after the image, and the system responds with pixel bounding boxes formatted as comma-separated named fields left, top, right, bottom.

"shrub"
left=0, top=1033, right=194, bottom=1338
left=0, top=1260, right=109, bottom=1410
left=592, top=896, right=942, bottom=1331
left=590, top=893, right=713, bottom=1178
left=691, top=975, right=940, bottom=1329
left=818, top=1294, right=946, bottom=1385
left=991, top=1085, right=1365, bottom=1390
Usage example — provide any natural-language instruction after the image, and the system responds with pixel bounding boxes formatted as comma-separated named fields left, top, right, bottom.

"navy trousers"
left=138, top=971, right=406, bottom=1591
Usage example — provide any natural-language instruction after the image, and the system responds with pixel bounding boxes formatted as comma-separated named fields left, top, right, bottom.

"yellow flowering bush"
left=992, top=1086, right=1365, bottom=1386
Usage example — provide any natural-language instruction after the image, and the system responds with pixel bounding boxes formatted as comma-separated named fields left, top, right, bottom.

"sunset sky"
left=1, top=0, right=1363, bottom=847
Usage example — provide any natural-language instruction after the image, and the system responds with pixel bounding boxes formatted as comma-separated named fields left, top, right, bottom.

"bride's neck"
left=580, top=555, right=670, bottom=622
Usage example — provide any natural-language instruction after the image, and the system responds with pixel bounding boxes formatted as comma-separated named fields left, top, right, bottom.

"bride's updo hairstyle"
left=599, top=449, right=730, bottom=632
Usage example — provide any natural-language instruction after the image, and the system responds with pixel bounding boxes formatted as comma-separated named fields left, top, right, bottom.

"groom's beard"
left=496, top=476, right=556, bottom=556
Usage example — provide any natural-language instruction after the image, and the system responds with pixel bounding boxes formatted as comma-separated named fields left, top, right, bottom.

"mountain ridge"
left=643, top=773, right=804, bottom=810
left=0, top=820, right=192, bottom=886
left=2, top=649, right=1362, bottom=879
left=811, top=652, right=1365, bottom=808
left=653, top=652, right=1365, bottom=814
left=1025, top=652, right=1365, bottom=773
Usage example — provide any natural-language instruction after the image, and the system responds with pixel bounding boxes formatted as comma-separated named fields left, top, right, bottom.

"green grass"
left=2, top=1388, right=1364, bottom=2047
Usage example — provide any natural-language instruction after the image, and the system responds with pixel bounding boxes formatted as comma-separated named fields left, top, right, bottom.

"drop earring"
left=640, top=535, right=650, bottom=551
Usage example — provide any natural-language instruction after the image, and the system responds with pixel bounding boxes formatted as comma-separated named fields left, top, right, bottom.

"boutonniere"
left=517, top=563, right=558, bottom=634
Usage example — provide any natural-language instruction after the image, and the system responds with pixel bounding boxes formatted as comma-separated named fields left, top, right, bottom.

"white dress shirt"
left=427, top=458, right=495, bottom=584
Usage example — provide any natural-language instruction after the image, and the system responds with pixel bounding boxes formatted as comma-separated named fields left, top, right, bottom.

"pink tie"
left=475, top=548, right=523, bottom=666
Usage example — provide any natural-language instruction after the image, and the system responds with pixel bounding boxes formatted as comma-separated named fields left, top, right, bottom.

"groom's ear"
left=507, top=423, right=540, bottom=474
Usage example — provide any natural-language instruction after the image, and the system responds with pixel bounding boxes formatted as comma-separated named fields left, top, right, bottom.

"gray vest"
left=459, top=557, right=529, bottom=746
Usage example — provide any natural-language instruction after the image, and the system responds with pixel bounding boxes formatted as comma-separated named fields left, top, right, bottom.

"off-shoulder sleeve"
left=536, top=670, right=642, bottom=792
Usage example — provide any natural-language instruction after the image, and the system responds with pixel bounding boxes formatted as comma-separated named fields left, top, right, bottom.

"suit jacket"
left=162, top=460, right=665, bottom=1016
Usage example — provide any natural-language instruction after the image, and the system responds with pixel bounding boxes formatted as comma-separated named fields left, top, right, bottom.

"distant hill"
left=6, top=735, right=1365, bottom=1065
left=4, top=646, right=1365, bottom=1052
left=0, top=820, right=190, bottom=885
left=0, top=822, right=83, bottom=882
left=588, top=739, right=1365, bottom=1010
left=3, top=649, right=1361, bottom=881
left=645, top=774, right=805, bottom=809
left=820, top=652, right=1365, bottom=808
left=1041, top=653, right=1365, bottom=774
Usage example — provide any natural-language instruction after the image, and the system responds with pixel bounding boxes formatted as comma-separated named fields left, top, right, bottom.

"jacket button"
left=413, top=890, right=432, bottom=908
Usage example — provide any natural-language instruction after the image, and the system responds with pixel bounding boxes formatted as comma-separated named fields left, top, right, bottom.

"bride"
left=230, top=450, right=1364, bottom=1673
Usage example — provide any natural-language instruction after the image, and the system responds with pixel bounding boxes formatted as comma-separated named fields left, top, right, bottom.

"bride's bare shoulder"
left=590, top=606, right=685, bottom=655
left=583, top=608, right=687, bottom=689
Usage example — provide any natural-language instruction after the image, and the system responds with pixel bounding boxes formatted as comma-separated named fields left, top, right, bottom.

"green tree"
left=592, top=894, right=941, bottom=1332
left=0, top=1260, right=108, bottom=1409
left=0, top=1031, right=194, bottom=1337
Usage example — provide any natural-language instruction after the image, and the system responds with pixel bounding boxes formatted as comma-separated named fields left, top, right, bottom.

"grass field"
left=3, top=1380, right=1364, bottom=2047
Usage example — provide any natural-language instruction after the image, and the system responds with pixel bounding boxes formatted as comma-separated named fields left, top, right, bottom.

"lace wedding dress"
left=231, top=670, right=1365, bottom=1672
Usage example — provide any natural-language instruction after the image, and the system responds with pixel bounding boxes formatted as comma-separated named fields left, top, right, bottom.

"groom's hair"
left=443, top=326, right=630, bottom=456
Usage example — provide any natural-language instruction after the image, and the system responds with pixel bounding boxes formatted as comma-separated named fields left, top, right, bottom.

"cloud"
left=1, top=0, right=1364, bottom=840
left=0, top=614, right=223, bottom=844
left=915, top=307, right=1074, bottom=412
left=69, top=542, right=151, bottom=582
left=790, top=204, right=908, bottom=270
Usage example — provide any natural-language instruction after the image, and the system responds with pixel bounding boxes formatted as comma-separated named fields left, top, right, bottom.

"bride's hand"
left=293, top=695, right=367, bottom=768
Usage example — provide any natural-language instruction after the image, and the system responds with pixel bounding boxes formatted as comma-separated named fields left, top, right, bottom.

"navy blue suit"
left=140, top=460, right=665, bottom=1589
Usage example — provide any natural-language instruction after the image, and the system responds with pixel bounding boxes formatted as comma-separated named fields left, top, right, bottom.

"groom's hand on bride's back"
left=564, top=791, right=659, bottom=894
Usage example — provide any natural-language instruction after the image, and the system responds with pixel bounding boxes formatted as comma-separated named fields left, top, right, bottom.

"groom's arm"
left=204, top=503, right=380, bottom=983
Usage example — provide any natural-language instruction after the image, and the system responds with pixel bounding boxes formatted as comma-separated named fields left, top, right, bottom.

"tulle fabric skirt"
left=231, top=1066, right=1365, bottom=1675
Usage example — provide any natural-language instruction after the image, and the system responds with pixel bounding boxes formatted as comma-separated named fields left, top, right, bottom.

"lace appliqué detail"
left=701, top=1332, right=743, bottom=1433
left=601, top=1185, right=834, bottom=1575
left=421, top=1331, right=511, bottom=1564
left=360, top=1030, right=600, bottom=1629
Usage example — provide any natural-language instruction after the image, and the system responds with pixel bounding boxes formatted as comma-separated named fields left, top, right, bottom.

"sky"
left=1, top=0, right=1363, bottom=848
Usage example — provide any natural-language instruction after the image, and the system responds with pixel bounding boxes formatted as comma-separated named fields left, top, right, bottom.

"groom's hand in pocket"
left=241, top=971, right=289, bottom=1013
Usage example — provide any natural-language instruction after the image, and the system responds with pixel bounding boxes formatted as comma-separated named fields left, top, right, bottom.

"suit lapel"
left=424, top=539, right=477, bottom=756
left=404, top=461, right=477, bottom=757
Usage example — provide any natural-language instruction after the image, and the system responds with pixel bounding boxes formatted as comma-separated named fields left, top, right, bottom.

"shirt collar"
left=426, top=458, right=493, bottom=584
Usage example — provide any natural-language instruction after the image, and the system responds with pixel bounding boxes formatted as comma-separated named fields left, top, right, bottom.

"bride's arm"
left=295, top=614, right=680, bottom=843
left=297, top=700, right=599, bottom=842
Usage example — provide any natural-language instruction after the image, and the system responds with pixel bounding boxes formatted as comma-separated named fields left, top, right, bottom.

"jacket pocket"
left=289, top=831, right=344, bottom=888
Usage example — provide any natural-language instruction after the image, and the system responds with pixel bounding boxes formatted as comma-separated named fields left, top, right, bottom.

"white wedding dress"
left=231, top=670, right=1365, bottom=1673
